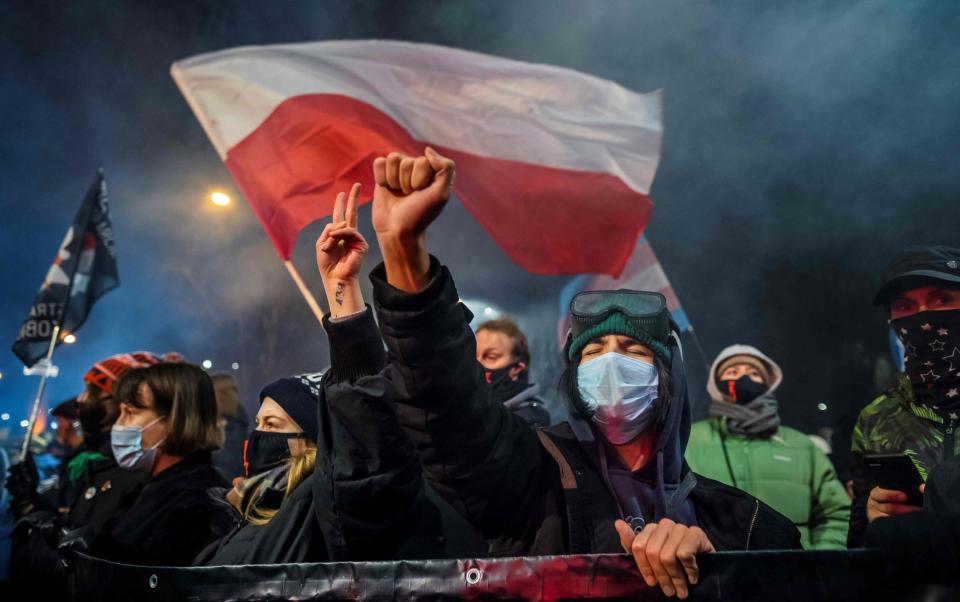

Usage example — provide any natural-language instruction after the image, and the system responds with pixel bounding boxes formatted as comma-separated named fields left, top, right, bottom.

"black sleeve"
left=370, top=257, right=548, bottom=540
left=865, top=510, right=960, bottom=582
left=313, top=306, right=425, bottom=560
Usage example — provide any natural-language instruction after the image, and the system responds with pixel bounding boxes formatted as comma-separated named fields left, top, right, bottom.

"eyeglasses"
left=569, top=289, right=667, bottom=321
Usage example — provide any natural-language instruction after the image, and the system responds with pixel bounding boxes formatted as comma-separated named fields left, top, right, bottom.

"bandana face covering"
left=892, top=309, right=960, bottom=407
left=577, top=353, right=660, bottom=445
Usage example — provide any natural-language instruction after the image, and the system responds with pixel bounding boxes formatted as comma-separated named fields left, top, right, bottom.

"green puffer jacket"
left=686, top=418, right=850, bottom=550
left=847, top=376, right=960, bottom=547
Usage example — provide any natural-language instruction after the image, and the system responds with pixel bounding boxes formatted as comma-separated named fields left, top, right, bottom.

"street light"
left=62, top=332, right=77, bottom=344
left=210, top=191, right=232, bottom=207
left=202, top=359, right=213, bottom=369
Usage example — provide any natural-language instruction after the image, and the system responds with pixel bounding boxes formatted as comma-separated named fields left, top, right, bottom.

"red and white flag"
left=172, top=40, right=662, bottom=276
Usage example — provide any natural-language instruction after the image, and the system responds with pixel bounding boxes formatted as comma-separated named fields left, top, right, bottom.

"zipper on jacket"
left=944, top=412, right=957, bottom=461
left=745, top=500, right=759, bottom=551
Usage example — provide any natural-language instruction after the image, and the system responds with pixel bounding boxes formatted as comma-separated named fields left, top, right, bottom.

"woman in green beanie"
left=360, top=145, right=801, bottom=601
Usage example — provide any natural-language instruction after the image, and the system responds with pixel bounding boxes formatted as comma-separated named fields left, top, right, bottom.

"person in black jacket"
left=196, top=182, right=484, bottom=566
left=6, top=352, right=162, bottom=520
left=364, top=148, right=801, bottom=599
left=476, top=318, right=551, bottom=427
left=78, top=361, right=233, bottom=566
left=7, top=359, right=231, bottom=595
left=7, top=353, right=172, bottom=595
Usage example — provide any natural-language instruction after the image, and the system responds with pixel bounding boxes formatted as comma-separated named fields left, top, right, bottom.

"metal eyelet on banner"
left=149, top=574, right=158, bottom=589
left=465, top=568, right=483, bottom=585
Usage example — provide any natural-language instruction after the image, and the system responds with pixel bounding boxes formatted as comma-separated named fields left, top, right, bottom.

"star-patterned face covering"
left=892, top=309, right=960, bottom=408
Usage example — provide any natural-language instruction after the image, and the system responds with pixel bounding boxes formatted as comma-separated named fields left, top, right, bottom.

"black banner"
left=64, top=550, right=956, bottom=602
left=12, top=168, right=118, bottom=367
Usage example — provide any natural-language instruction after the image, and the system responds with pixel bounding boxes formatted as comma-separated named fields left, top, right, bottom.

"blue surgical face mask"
left=577, top=352, right=660, bottom=445
left=111, top=416, right=164, bottom=472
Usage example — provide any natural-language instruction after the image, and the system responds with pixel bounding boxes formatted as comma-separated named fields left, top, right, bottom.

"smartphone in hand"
left=865, top=453, right=925, bottom=507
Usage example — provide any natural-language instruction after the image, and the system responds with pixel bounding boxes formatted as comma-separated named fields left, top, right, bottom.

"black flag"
left=12, top=168, right=119, bottom=367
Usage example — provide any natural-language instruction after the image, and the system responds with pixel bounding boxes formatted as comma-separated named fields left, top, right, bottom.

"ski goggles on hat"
left=565, top=290, right=673, bottom=362
left=569, top=290, right=668, bottom=323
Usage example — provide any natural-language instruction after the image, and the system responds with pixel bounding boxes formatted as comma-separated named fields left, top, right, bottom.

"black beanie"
left=258, top=372, right=323, bottom=441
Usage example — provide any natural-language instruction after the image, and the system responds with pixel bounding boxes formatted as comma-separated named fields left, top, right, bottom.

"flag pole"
left=283, top=260, right=326, bottom=330
left=20, top=324, right=61, bottom=460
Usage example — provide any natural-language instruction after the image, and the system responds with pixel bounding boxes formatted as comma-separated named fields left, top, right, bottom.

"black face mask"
left=243, top=430, right=307, bottom=477
left=718, top=375, right=768, bottom=405
left=891, top=309, right=960, bottom=408
left=484, top=362, right=529, bottom=404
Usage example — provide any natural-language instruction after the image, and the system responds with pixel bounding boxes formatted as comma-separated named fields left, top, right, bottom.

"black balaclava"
left=892, top=309, right=960, bottom=408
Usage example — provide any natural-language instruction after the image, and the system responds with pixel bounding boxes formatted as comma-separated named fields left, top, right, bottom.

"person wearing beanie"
left=848, top=245, right=960, bottom=547
left=197, top=183, right=484, bottom=566
left=685, top=345, right=850, bottom=549
left=362, top=149, right=799, bottom=599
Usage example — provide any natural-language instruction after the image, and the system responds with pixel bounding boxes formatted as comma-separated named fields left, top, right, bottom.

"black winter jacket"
left=196, top=308, right=485, bottom=565
left=88, top=452, right=233, bottom=566
left=10, top=445, right=146, bottom=593
left=371, top=258, right=801, bottom=556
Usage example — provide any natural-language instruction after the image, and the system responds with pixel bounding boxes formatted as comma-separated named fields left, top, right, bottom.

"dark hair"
left=123, top=362, right=223, bottom=456
left=477, top=318, right=530, bottom=364
left=559, top=349, right=673, bottom=428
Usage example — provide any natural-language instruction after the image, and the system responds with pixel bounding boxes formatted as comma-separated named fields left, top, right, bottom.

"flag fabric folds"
left=12, top=168, right=119, bottom=367
left=171, top=40, right=662, bottom=276
left=557, top=235, right=691, bottom=350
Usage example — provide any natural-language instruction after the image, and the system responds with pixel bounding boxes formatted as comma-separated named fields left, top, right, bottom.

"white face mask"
left=577, top=353, right=660, bottom=445
left=111, top=416, right=164, bottom=472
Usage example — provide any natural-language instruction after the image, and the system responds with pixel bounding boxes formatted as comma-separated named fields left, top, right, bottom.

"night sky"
left=2, top=1, right=959, bottom=475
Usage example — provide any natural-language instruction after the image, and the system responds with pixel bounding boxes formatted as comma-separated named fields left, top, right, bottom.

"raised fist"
left=371, top=147, right=455, bottom=244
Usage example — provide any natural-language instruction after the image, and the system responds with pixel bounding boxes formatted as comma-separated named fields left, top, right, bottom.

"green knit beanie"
left=567, top=312, right=672, bottom=363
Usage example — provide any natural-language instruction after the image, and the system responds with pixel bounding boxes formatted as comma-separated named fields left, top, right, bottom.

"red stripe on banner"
left=225, top=94, right=652, bottom=276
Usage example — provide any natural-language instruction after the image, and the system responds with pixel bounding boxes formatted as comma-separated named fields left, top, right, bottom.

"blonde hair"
left=247, top=444, right=317, bottom=526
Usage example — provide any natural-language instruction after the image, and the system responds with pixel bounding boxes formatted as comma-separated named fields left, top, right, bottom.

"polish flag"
left=171, top=40, right=662, bottom=276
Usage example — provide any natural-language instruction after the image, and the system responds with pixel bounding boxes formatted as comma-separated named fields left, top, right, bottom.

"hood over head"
left=706, top=344, right=783, bottom=403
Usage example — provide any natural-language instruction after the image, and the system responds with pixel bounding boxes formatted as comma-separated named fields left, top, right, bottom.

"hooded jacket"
left=371, top=258, right=800, bottom=557
left=687, top=345, right=850, bottom=549
left=704, top=344, right=783, bottom=403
